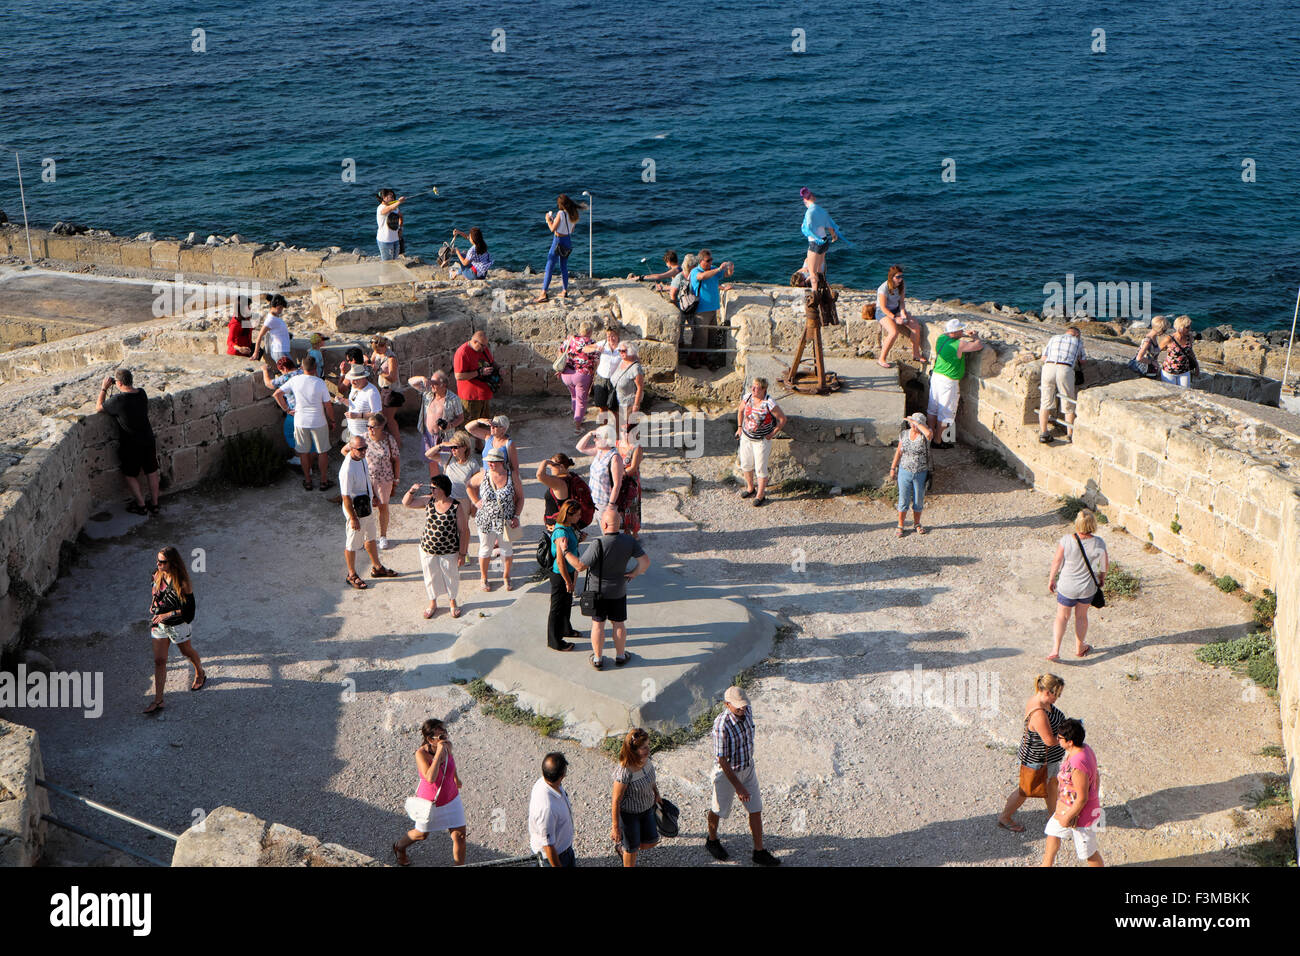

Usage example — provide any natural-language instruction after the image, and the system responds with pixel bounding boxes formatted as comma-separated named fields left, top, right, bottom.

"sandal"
left=190, top=669, right=207, bottom=692
left=346, top=573, right=368, bottom=590
left=1077, top=643, right=1093, bottom=658
left=1045, top=653, right=1059, bottom=662
left=591, top=655, right=603, bottom=670
left=532, top=293, right=549, bottom=304
left=392, top=843, right=410, bottom=867
left=740, top=489, right=756, bottom=499
left=319, top=480, right=334, bottom=491
left=370, top=566, right=398, bottom=578
left=615, top=652, right=632, bottom=667
left=480, top=579, right=493, bottom=592
left=143, top=700, right=164, bottom=715
left=450, top=604, right=462, bottom=618
left=125, top=501, right=148, bottom=516
left=916, top=525, right=928, bottom=535
left=996, top=819, right=1025, bottom=833
left=423, top=607, right=436, bottom=620
left=895, top=527, right=905, bottom=538
left=303, top=479, right=314, bottom=491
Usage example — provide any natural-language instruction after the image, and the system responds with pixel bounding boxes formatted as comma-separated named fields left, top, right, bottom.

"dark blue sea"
left=3, top=0, right=1299, bottom=329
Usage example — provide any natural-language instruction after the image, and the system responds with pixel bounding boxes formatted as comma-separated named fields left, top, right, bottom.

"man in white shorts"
left=339, top=435, right=396, bottom=590
left=704, top=686, right=780, bottom=866
left=735, top=377, right=786, bottom=508
left=927, top=318, right=983, bottom=448
left=274, top=354, right=335, bottom=491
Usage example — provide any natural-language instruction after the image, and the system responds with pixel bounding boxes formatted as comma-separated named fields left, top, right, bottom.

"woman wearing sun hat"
left=889, top=412, right=934, bottom=536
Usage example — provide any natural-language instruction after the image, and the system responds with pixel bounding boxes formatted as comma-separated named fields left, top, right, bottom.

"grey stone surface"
left=172, top=806, right=380, bottom=867
left=0, top=719, right=49, bottom=866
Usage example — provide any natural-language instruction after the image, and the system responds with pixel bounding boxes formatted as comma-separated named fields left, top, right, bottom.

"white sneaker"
left=379, top=537, right=391, bottom=550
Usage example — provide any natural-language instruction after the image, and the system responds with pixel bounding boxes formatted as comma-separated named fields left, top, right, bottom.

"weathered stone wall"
left=172, top=806, right=380, bottom=866
left=0, top=718, right=49, bottom=866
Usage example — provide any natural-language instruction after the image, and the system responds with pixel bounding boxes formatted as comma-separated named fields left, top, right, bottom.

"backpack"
left=536, top=533, right=553, bottom=571
left=677, top=275, right=700, bottom=315
left=567, top=473, right=596, bottom=528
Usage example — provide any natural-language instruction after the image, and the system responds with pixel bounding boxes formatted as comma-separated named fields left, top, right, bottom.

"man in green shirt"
left=927, top=319, right=984, bottom=448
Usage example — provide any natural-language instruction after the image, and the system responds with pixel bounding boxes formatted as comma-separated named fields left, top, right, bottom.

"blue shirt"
left=272, top=369, right=302, bottom=411
left=551, top=525, right=578, bottom=575
left=801, top=203, right=851, bottom=246
left=689, top=267, right=722, bottom=312
left=307, top=348, right=325, bottom=375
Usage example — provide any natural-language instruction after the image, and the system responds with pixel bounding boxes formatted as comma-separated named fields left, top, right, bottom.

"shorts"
left=619, top=805, right=659, bottom=853
left=711, top=762, right=762, bottom=817
left=371, top=479, right=394, bottom=506
left=120, top=438, right=160, bottom=478
left=150, top=622, right=192, bottom=644
left=554, top=847, right=576, bottom=867
left=1044, top=816, right=1101, bottom=860
left=406, top=793, right=467, bottom=834
left=807, top=238, right=831, bottom=255
left=1056, top=592, right=1095, bottom=607
left=293, top=423, right=330, bottom=454
left=1039, top=362, right=1076, bottom=415
left=464, top=399, right=491, bottom=423
left=344, top=511, right=379, bottom=551
left=1023, top=759, right=1062, bottom=782
left=477, top=527, right=513, bottom=559
left=927, top=372, right=961, bottom=425
left=738, top=434, right=772, bottom=479
left=1160, top=369, right=1192, bottom=388
left=591, top=595, right=627, bottom=623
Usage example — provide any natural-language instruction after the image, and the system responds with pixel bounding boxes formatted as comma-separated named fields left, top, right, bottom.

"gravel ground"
left=12, top=398, right=1291, bottom=867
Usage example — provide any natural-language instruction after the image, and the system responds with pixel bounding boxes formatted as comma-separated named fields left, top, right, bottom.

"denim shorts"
left=807, top=238, right=830, bottom=254
left=1056, top=592, right=1094, bottom=607
left=620, top=805, right=658, bottom=853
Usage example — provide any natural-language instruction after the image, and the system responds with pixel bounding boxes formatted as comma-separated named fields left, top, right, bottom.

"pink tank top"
left=416, top=751, right=459, bottom=807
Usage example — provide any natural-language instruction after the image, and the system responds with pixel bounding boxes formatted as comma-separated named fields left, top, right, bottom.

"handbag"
left=1075, top=533, right=1106, bottom=608
left=552, top=350, right=570, bottom=374
left=655, top=797, right=680, bottom=838
left=350, top=458, right=372, bottom=518
left=1018, top=707, right=1050, bottom=798
left=578, top=539, right=605, bottom=617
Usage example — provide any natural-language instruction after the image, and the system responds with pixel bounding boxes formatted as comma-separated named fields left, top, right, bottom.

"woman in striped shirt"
left=997, top=673, right=1066, bottom=833
left=611, top=727, right=662, bottom=867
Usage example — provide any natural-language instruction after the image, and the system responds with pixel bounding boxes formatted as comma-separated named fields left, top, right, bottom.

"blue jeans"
left=897, top=467, right=927, bottom=513
left=378, top=240, right=399, bottom=261
left=543, top=234, right=572, bottom=292
left=1160, top=369, right=1191, bottom=388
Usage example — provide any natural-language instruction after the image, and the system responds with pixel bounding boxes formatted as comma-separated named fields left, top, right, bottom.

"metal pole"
left=14, top=150, right=34, bottom=263
left=581, top=190, right=592, bottom=278
left=41, top=814, right=172, bottom=868
left=37, top=778, right=181, bottom=841
left=1282, top=284, right=1300, bottom=394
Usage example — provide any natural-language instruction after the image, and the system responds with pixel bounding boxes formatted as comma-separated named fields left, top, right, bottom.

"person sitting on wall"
left=449, top=227, right=493, bottom=280
left=226, top=296, right=254, bottom=357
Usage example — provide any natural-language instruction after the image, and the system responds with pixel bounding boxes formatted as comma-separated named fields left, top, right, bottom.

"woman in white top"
left=252, top=293, right=292, bottom=363
left=590, top=325, right=622, bottom=412
left=376, top=189, right=405, bottom=261
left=534, top=193, right=581, bottom=303
left=875, top=265, right=923, bottom=369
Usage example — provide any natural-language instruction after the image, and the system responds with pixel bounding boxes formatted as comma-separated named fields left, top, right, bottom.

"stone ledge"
left=0, top=719, right=49, bottom=866
left=172, top=806, right=381, bottom=866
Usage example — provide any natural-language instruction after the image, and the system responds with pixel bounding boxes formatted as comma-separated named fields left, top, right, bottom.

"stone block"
left=283, top=250, right=327, bottom=279
left=16, top=231, right=47, bottom=259
left=78, top=237, right=124, bottom=266
left=211, top=245, right=259, bottom=277
left=172, top=806, right=379, bottom=867
left=252, top=250, right=289, bottom=281
left=508, top=311, right=568, bottom=342
left=1177, top=502, right=1216, bottom=548
left=168, top=446, right=200, bottom=488
left=510, top=365, right=553, bottom=396
left=1164, top=429, right=1212, bottom=477
left=332, top=301, right=407, bottom=333
left=1098, top=463, right=1137, bottom=509
left=120, top=241, right=153, bottom=269
left=0, top=719, right=49, bottom=866
left=183, top=415, right=221, bottom=446
left=45, top=236, right=79, bottom=261
left=1135, top=451, right=1160, bottom=480
left=1221, top=338, right=1267, bottom=375
left=151, top=240, right=183, bottom=270
left=178, top=245, right=215, bottom=275
left=611, top=284, right=681, bottom=341
left=220, top=402, right=279, bottom=437
left=636, top=340, right=677, bottom=368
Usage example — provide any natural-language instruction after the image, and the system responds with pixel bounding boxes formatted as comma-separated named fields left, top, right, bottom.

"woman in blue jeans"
left=889, top=412, right=934, bottom=537
left=534, top=194, right=581, bottom=303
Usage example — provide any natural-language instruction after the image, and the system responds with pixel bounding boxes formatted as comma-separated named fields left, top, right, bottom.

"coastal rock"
left=205, top=235, right=219, bottom=246
left=0, top=209, right=8, bottom=225
left=523, top=265, right=535, bottom=276
left=1266, top=330, right=1291, bottom=348
left=230, top=234, right=243, bottom=244
left=1202, top=325, right=1232, bottom=343
left=184, top=231, right=197, bottom=245
left=135, top=232, right=155, bottom=242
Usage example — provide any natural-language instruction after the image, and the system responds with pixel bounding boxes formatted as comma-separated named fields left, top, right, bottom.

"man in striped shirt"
left=705, top=686, right=780, bottom=866
left=1039, top=326, right=1087, bottom=444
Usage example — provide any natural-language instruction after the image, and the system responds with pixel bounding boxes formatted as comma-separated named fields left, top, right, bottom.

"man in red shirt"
left=227, top=297, right=254, bottom=357
left=454, top=330, right=498, bottom=448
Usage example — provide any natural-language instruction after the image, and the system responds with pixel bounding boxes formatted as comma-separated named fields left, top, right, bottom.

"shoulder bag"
left=351, top=458, right=373, bottom=518
left=553, top=340, right=571, bottom=374
left=578, top=539, right=605, bottom=617
left=1075, top=534, right=1106, bottom=608
left=1018, top=708, right=1049, bottom=798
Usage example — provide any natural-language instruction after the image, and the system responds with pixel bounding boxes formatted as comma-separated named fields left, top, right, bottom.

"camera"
left=437, top=418, right=448, bottom=431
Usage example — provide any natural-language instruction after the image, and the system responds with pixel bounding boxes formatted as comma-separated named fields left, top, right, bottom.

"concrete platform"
left=0, top=269, right=170, bottom=346
left=317, top=260, right=417, bottom=290
left=747, top=354, right=906, bottom=446
left=443, top=561, right=777, bottom=737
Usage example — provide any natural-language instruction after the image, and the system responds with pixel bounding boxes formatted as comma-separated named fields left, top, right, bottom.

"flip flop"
left=190, top=670, right=207, bottom=692
left=450, top=605, right=462, bottom=618
left=996, top=820, right=1025, bottom=833
left=346, top=573, right=368, bottom=590
left=1045, top=653, right=1059, bottom=662
left=1077, top=644, right=1093, bottom=658
left=143, top=700, right=164, bottom=715
left=423, top=607, right=436, bottom=620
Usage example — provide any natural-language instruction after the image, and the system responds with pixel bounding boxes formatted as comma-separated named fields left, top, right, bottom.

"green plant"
left=1247, top=776, right=1292, bottom=810
left=221, top=430, right=285, bottom=487
left=1103, top=562, right=1141, bottom=599
left=847, top=481, right=895, bottom=501
left=1170, top=514, right=1181, bottom=534
left=464, top=677, right=564, bottom=737
left=599, top=667, right=759, bottom=759
left=974, top=447, right=1016, bottom=477
left=1197, top=631, right=1279, bottom=691
left=1253, top=590, right=1277, bottom=630
left=1125, top=672, right=1141, bottom=681
left=1258, top=745, right=1285, bottom=759
left=1242, top=830, right=1298, bottom=867
left=779, top=477, right=832, bottom=496
left=1192, top=563, right=1206, bottom=575
left=1215, top=574, right=1240, bottom=593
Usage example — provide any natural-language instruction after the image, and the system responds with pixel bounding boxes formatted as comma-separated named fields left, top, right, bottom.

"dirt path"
left=12, top=400, right=1289, bottom=866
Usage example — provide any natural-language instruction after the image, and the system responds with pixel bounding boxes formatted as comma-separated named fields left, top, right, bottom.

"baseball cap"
left=724, top=686, right=750, bottom=709
left=945, top=319, right=965, bottom=334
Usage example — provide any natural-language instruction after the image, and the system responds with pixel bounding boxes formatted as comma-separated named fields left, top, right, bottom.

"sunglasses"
left=156, top=558, right=167, bottom=565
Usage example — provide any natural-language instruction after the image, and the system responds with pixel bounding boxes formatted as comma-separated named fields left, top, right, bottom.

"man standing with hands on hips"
left=705, top=685, right=780, bottom=866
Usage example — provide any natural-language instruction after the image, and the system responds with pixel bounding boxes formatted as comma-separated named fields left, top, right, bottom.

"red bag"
left=567, top=473, right=596, bottom=528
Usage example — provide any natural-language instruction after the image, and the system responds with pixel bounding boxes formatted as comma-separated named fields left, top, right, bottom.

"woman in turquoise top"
left=547, top=500, right=588, bottom=652
left=800, top=187, right=850, bottom=289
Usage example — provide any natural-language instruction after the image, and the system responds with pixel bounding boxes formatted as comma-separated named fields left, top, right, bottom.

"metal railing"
left=37, top=777, right=180, bottom=867
left=461, top=851, right=550, bottom=868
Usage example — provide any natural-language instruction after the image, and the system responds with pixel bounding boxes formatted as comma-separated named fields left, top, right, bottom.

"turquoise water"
left=2, top=0, right=1299, bottom=329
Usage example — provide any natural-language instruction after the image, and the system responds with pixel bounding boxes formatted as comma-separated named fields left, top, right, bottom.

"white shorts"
left=150, top=622, right=192, bottom=644
left=406, top=793, right=467, bottom=833
left=420, top=550, right=461, bottom=601
left=1044, top=816, right=1100, bottom=860
left=927, top=372, right=961, bottom=425
left=344, top=511, right=379, bottom=551
left=711, top=763, right=763, bottom=818
left=477, top=528, right=513, bottom=559
left=737, top=434, right=772, bottom=479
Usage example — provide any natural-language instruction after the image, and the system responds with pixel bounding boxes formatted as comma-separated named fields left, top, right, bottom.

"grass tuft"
left=974, top=447, right=1016, bottom=477
left=1247, top=776, right=1293, bottom=810
left=778, top=477, right=832, bottom=496
left=1215, top=574, right=1240, bottom=593
left=1253, top=590, right=1277, bottom=630
left=1258, top=745, right=1285, bottom=759
left=1192, top=563, right=1206, bottom=575
left=598, top=666, right=760, bottom=759
left=221, top=430, right=285, bottom=487
left=1196, top=632, right=1279, bottom=691
left=464, top=677, right=564, bottom=737
left=1103, top=562, right=1141, bottom=599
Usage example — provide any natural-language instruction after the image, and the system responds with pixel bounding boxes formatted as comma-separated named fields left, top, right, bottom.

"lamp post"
left=581, top=190, right=592, bottom=279
left=1, top=144, right=34, bottom=263
left=1283, top=284, right=1300, bottom=398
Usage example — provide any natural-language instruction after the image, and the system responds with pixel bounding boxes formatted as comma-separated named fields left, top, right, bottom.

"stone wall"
left=172, top=806, right=380, bottom=866
left=0, top=718, right=49, bottom=866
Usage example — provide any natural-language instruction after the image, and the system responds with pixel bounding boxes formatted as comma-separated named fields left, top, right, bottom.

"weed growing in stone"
left=598, top=666, right=759, bottom=759
left=1197, top=632, right=1279, bottom=691
left=1215, top=574, right=1240, bottom=593
left=847, top=481, right=895, bottom=501
left=975, top=447, right=1017, bottom=477
left=1247, top=775, right=1292, bottom=810
left=1258, top=745, right=1285, bottom=759
left=221, top=431, right=285, bottom=487
left=1057, top=495, right=1089, bottom=521
left=779, top=477, right=832, bottom=496
left=1103, top=562, right=1141, bottom=599
left=1192, top=563, right=1206, bottom=575
left=464, top=677, right=563, bottom=737
left=1253, top=590, right=1277, bottom=629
